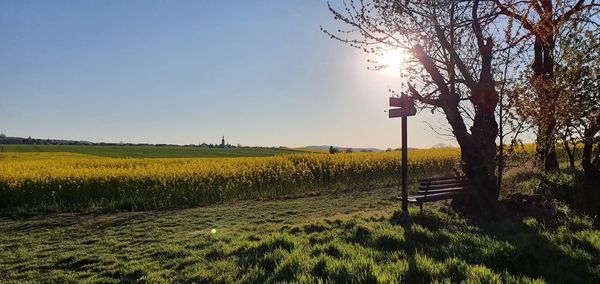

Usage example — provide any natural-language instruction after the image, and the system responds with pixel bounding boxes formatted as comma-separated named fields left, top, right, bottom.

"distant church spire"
left=220, top=136, right=225, bottom=148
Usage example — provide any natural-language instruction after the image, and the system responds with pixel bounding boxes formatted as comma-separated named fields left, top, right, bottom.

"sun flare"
left=378, top=49, right=409, bottom=76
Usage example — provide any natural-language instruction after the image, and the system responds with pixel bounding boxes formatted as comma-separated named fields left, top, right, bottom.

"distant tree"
left=329, top=146, right=338, bottom=154
left=345, top=148, right=353, bottom=153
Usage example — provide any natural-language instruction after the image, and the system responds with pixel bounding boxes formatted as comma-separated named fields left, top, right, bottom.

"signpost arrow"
left=388, top=107, right=417, bottom=118
left=389, top=96, right=414, bottom=108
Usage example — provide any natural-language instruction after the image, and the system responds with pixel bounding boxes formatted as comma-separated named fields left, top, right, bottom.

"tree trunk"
left=536, top=125, right=560, bottom=172
left=442, top=40, right=500, bottom=213
left=465, top=114, right=500, bottom=206
left=582, top=126, right=600, bottom=180
left=563, top=140, right=575, bottom=170
left=497, top=146, right=504, bottom=189
left=445, top=111, right=500, bottom=213
left=532, top=30, right=560, bottom=172
left=593, top=142, right=600, bottom=168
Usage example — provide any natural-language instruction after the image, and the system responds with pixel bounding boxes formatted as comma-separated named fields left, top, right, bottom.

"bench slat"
left=397, top=191, right=465, bottom=203
left=418, top=187, right=466, bottom=195
left=418, top=182, right=467, bottom=190
left=419, top=179, right=467, bottom=186
left=419, top=181, right=468, bottom=187
left=418, top=176, right=466, bottom=182
left=417, top=191, right=465, bottom=202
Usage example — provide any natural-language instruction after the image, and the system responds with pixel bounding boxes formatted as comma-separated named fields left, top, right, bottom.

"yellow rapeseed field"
left=0, top=149, right=460, bottom=211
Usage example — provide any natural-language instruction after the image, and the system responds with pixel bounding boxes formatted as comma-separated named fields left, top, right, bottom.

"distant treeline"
left=1, top=134, right=92, bottom=146
left=0, top=134, right=245, bottom=148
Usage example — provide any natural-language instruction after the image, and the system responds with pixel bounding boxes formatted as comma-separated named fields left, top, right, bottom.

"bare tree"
left=323, top=0, right=506, bottom=212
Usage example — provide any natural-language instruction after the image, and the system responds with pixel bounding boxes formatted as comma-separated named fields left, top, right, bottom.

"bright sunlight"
left=378, top=48, right=409, bottom=76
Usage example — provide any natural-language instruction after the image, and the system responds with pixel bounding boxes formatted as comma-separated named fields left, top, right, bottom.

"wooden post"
left=401, top=116, right=408, bottom=215
left=389, top=95, right=415, bottom=216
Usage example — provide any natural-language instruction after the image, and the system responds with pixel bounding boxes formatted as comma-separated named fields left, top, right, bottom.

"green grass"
left=0, top=144, right=306, bottom=158
left=1, top=186, right=598, bottom=283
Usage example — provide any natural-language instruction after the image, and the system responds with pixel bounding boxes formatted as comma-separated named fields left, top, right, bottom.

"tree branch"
left=493, top=0, right=536, bottom=31
left=433, top=25, right=477, bottom=89
left=412, top=44, right=452, bottom=98
left=408, top=83, right=441, bottom=107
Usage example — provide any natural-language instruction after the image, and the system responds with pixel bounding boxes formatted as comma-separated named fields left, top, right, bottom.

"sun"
left=378, top=48, right=409, bottom=76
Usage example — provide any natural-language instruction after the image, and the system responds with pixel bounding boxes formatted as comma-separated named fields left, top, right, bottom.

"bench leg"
left=419, top=203, right=423, bottom=214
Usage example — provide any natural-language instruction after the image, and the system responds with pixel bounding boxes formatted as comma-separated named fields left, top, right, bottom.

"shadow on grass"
left=389, top=208, right=598, bottom=283
left=0, top=211, right=154, bottom=235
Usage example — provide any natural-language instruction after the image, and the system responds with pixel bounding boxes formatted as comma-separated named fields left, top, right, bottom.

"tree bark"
left=460, top=111, right=500, bottom=209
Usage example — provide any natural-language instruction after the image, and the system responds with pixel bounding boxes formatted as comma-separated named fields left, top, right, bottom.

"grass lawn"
left=1, top=186, right=598, bottom=283
left=0, top=144, right=307, bottom=158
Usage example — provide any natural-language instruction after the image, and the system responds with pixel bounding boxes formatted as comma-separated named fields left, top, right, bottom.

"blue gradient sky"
left=0, top=0, right=453, bottom=148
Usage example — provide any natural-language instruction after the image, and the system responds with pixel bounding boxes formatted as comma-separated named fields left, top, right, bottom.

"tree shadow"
left=0, top=211, right=155, bottom=235
left=389, top=208, right=599, bottom=282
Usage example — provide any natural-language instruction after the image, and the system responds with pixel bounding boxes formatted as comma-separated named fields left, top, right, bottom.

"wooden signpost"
left=388, top=107, right=416, bottom=118
left=388, top=95, right=416, bottom=215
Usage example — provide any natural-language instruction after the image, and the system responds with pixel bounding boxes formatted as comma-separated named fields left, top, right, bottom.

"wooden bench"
left=398, top=176, right=468, bottom=213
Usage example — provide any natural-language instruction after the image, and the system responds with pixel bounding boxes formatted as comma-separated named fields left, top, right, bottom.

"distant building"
left=220, top=136, right=226, bottom=148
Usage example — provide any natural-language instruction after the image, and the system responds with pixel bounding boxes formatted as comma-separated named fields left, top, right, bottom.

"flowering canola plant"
left=0, top=149, right=460, bottom=211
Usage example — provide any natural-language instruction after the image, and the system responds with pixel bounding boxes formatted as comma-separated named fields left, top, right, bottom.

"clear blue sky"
left=0, top=0, right=453, bottom=149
